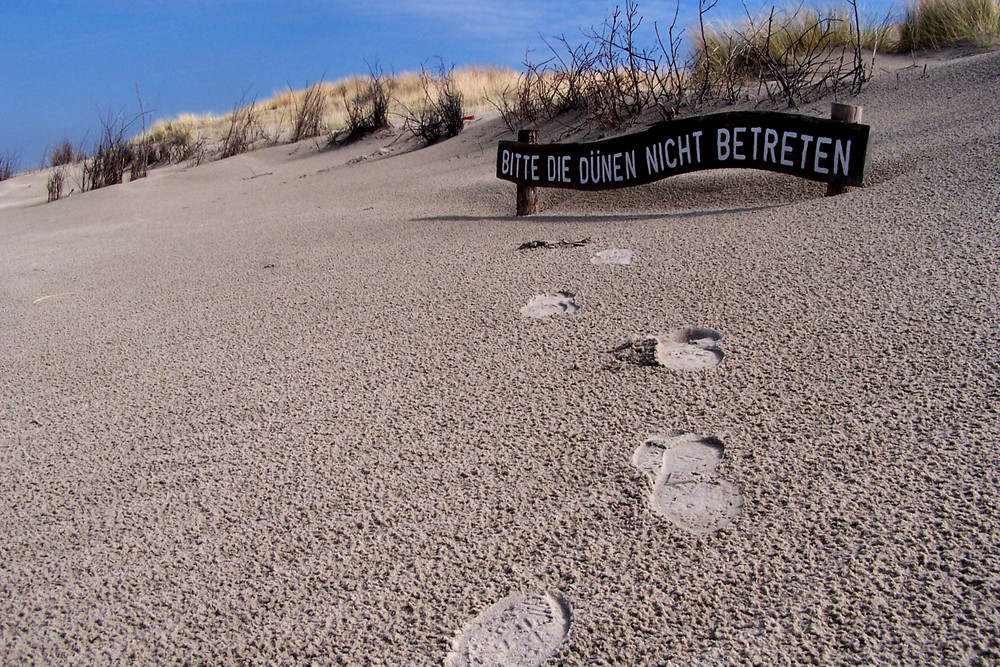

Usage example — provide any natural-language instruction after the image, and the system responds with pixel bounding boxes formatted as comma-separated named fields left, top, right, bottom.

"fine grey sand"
left=2, top=52, right=999, bottom=664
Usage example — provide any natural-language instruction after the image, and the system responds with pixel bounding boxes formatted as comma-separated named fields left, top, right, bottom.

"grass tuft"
left=341, top=64, right=392, bottom=143
left=82, top=110, right=136, bottom=191
left=49, top=140, right=79, bottom=168
left=401, top=61, right=467, bottom=145
left=221, top=91, right=264, bottom=159
left=83, top=141, right=131, bottom=191
left=289, top=81, right=328, bottom=142
left=899, top=0, right=1000, bottom=49
left=142, top=119, right=205, bottom=165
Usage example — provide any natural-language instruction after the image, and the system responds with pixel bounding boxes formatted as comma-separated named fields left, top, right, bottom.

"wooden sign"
left=497, top=110, right=869, bottom=192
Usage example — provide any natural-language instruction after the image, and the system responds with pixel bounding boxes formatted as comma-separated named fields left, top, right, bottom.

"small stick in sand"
left=517, top=237, right=591, bottom=250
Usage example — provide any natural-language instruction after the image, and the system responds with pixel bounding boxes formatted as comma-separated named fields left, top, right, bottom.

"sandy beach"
left=2, top=51, right=999, bottom=664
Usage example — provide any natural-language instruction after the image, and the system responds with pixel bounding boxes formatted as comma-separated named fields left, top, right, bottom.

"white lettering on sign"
left=717, top=128, right=729, bottom=161
left=733, top=127, right=746, bottom=160
left=834, top=139, right=851, bottom=176
left=580, top=150, right=638, bottom=186
left=712, top=127, right=853, bottom=177
left=814, top=137, right=831, bottom=174
left=645, top=131, right=703, bottom=175
left=780, top=131, right=797, bottom=166
left=500, top=150, right=543, bottom=181
left=764, top=128, right=779, bottom=163
left=547, top=155, right=572, bottom=183
left=798, top=134, right=814, bottom=170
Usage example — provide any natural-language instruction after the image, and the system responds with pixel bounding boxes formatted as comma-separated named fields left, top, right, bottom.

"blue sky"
left=1, top=1, right=896, bottom=171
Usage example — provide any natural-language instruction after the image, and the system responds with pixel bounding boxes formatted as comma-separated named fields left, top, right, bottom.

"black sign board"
left=497, top=111, right=869, bottom=190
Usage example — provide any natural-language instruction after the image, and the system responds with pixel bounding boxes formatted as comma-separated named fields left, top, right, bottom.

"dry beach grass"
left=2, top=45, right=999, bottom=663
left=141, top=65, right=519, bottom=158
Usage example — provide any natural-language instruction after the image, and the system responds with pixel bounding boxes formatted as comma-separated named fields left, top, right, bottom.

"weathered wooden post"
left=826, top=103, right=863, bottom=197
left=516, top=129, right=538, bottom=216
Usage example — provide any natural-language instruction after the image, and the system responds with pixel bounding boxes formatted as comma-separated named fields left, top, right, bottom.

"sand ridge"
left=1, top=52, right=1000, bottom=664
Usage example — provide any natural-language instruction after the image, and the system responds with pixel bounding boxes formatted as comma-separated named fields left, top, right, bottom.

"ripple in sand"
left=590, top=248, right=635, bottom=265
left=634, top=433, right=743, bottom=534
left=521, top=292, right=580, bottom=318
left=611, top=326, right=724, bottom=369
left=446, top=592, right=572, bottom=667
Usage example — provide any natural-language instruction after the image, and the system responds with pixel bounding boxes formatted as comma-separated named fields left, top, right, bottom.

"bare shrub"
left=128, top=92, right=153, bottom=181
left=490, top=63, right=542, bottom=133
left=493, top=0, right=881, bottom=132
left=50, top=140, right=77, bottom=167
left=491, top=67, right=543, bottom=133
left=492, top=1, right=679, bottom=130
left=401, top=61, right=466, bottom=145
left=692, top=1, right=876, bottom=107
left=47, top=167, right=66, bottom=202
left=846, top=0, right=891, bottom=93
left=130, top=140, right=150, bottom=181
left=341, top=64, right=392, bottom=143
left=82, top=110, right=137, bottom=191
left=84, top=141, right=131, bottom=191
left=0, top=150, right=17, bottom=181
left=490, top=42, right=590, bottom=132
left=584, top=1, right=660, bottom=126
left=535, top=36, right=596, bottom=116
left=438, top=72, right=465, bottom=138
left=652, top=4, right=690, bottom=119
left=221, top=90, right=263, bottom=159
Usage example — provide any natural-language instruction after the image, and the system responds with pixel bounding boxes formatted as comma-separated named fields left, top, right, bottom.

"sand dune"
left=2, top=51, right=999, bottom=664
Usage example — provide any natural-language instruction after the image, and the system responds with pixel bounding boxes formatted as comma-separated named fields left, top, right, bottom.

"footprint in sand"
left=521, top=292, right=580, bottom=318
left=590, top=248, right=635, bottom=265
left=611, top=326, right=724, bottom=370
left=633, top=433, right=743, bottom=534
left=446, top=592, right=572, bottom=667
left=632, top=432, right=725, bottom=483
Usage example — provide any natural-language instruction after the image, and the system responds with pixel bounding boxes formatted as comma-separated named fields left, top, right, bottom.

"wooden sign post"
left=826, top=103, right=863, bottom=197
left=498, top=108, right=869, bottom=214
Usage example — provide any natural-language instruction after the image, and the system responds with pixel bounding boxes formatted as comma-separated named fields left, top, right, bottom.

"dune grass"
left=700, top=0, right=1000, bottom=62
left=696, top=5, right=895, bottom=73
left=144, top=116, right=207, bottom=164
left=899, top=0, right=1000, bottom=49
left=685, top=2, right=896, bottom=106
left=136, top=65, right=518, bottom=159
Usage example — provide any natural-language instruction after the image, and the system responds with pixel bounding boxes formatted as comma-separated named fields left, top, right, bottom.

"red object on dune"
left=463, top=115, right=475, bottom=121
